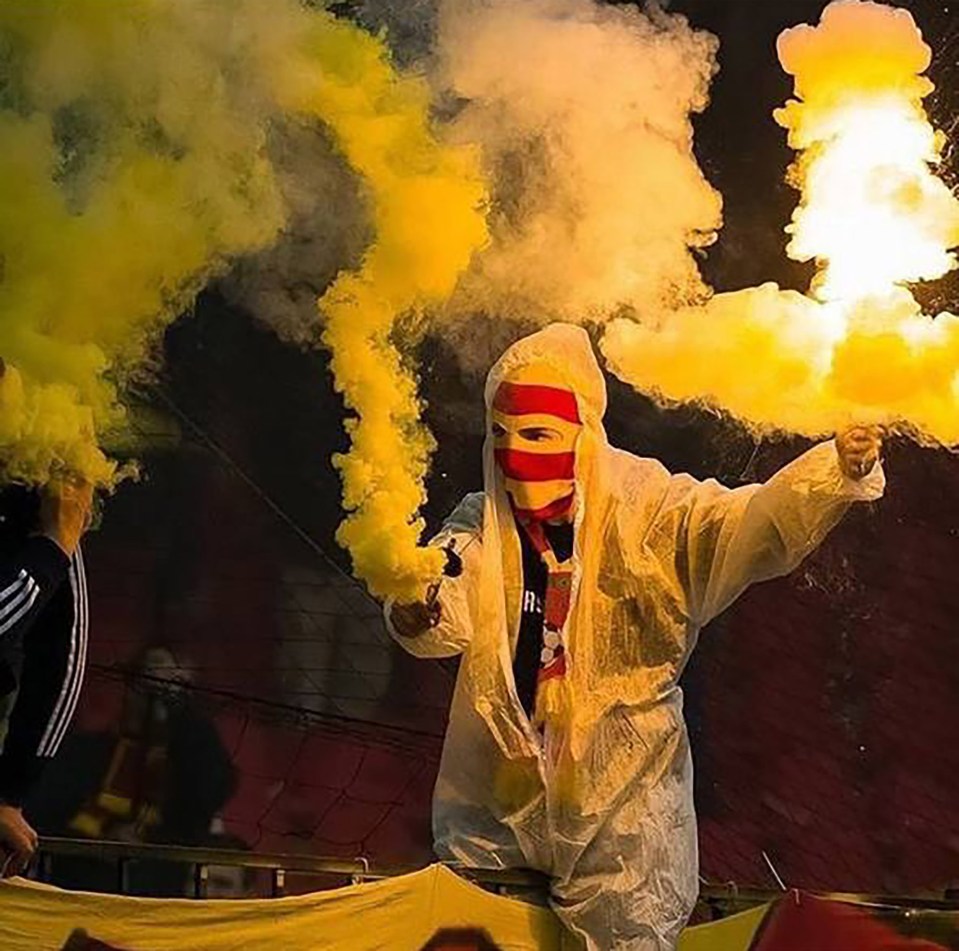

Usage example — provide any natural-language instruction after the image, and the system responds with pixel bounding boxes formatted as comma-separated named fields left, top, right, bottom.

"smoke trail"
left=281, top=16, right=489, bottom=602
left=435, top=0, right=722, bottom=334
left=228, top=0, right=724, bottom=382
left=603, top=0, right=959, bottom=445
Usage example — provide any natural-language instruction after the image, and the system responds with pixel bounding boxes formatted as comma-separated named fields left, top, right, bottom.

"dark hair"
left=419, top=928, right=502, bottom=951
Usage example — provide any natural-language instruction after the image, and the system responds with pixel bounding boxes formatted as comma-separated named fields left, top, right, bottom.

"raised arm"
left=671, top=430, right=883, bottom=627
left=0, top=475, right=91, bottom=644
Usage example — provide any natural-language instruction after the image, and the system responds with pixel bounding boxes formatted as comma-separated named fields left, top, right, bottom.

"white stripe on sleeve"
left=0, top=578, right=39, bottom=634
left=38, top=548, right=88, bottom=757
left=0, top=569, right=28, bottom=602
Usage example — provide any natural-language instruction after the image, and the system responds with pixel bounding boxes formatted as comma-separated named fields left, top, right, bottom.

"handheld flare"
left=602, top=0, right=959, bottom=446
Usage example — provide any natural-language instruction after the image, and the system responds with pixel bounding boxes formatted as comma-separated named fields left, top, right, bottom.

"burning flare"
left=777, top=0, right=957, bottom=302
left=603, top=0, right=959, bottom=445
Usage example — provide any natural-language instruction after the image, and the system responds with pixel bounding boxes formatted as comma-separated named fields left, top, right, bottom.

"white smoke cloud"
left=437, top=0, right=722, bottom=327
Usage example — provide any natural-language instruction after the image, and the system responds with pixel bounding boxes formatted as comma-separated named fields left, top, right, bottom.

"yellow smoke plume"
left=275, top=18, right=489, bottom=602
left=0, top=1, right=289, bottom=487
left=0, top=3, right=487, bottom=602
left=603, top=0, right=959, bottom=445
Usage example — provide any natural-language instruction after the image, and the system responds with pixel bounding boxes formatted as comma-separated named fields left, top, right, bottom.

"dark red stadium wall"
left=64, top=433, right=959, bottom=892
left=685, top=440, right=959, bottom=896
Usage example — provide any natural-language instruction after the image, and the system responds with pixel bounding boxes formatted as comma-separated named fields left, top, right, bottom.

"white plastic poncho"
left=388, top=324, right=885, bottom=950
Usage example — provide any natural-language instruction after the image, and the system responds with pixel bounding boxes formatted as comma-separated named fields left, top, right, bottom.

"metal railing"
left=33, top=837, right=549, bottom=900
left=31, top=836, right=959, bottom=917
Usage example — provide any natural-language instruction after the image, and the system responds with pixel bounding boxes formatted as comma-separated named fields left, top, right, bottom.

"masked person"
left=388, top=324, right=884, bottom=951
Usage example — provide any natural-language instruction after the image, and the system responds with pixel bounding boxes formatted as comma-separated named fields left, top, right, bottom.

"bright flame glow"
left=776, top=0, right=959, bottom=304
left=603, top=0, right=959, bottom=446
left=784, top=101, right=955, bottom=301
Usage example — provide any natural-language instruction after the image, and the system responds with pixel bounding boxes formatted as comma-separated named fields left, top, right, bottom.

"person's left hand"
left=0, top=803, right=38, bottom=877
left=837, top=425, right=883, bottom=481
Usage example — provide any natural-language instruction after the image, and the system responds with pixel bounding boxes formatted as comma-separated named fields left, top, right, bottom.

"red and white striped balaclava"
left=491, top=363, right=582, bottom=522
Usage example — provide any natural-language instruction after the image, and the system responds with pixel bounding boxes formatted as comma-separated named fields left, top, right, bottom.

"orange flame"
left=603, top=0, right=959, bottom=446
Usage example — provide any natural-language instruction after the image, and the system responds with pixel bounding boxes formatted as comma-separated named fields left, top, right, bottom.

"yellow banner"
left=680, top=904, right=769, bottom=951
left=0, top=864, right=767, bottom=950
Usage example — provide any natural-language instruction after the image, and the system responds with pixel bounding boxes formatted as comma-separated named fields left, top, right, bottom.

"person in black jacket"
left=0, top=477, right=92, bottom=875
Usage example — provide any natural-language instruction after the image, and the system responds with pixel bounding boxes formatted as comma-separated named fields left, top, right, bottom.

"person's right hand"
left=390, top=600, right=441, bottom=638
left=836, top=425, right=882, bottom=481
left=0, top=803, right=38, bottom=877
left=39, top=477, right=94, bottom=557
